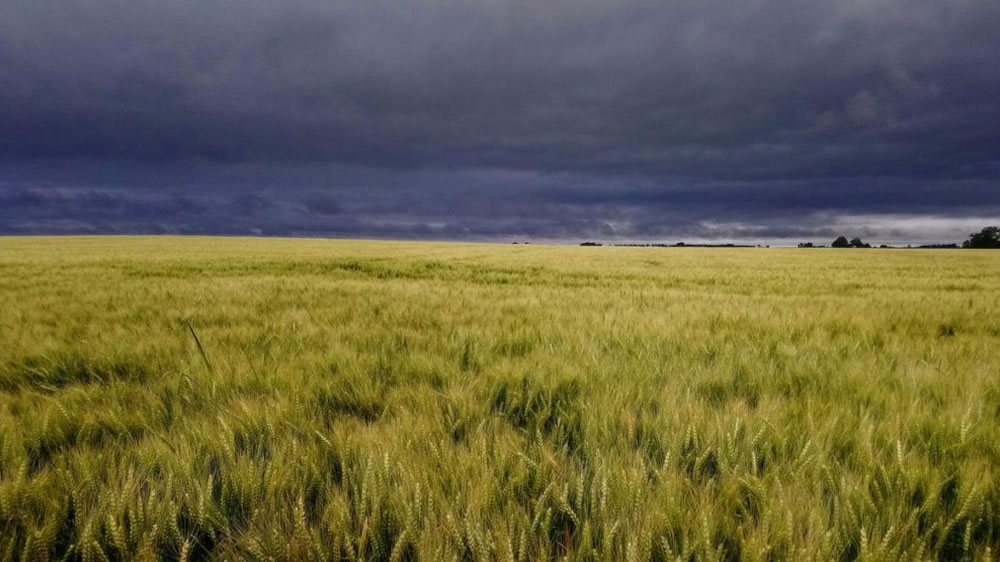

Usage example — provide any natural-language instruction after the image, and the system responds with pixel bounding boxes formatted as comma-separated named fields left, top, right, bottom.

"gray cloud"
left=304, top=193, right=343, bottom=215
left=1, top=0, right=999, bottom=242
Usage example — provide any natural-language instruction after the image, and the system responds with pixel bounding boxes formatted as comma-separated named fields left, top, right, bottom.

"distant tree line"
left=798, top=226, right=1000, bottom=249
left=962, top=226, right=1000, bottom=248
left=830, top=236, right=871, bottom=248
left=575, top=226, right=1000, bottom=249
left=612, top=242, right=758, bottom=248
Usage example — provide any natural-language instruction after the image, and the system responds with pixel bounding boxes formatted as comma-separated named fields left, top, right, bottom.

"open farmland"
left=1, top=236, right=999, bottom=560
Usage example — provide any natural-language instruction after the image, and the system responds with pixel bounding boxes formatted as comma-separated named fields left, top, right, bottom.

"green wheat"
left=0, top=236, right=998, bottom=560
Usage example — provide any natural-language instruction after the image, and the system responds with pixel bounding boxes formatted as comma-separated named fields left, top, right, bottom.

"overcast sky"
left=2, top=0, right=999, bottom=244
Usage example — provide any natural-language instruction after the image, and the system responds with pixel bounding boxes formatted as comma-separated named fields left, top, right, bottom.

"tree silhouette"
left=832, top=236, right=850, bottom=248
left=963, top=226, right=1000, bottom=248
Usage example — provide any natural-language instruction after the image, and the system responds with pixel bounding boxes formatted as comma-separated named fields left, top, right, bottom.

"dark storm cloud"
left=304, top=193, right=343, bottom=215
left=231, top=192, right=275, bottom=216
left=1, top=0, right=999, bottom=241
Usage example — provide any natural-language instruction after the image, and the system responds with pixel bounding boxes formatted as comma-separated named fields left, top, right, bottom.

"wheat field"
left=0, top=236, right=998, bottom=561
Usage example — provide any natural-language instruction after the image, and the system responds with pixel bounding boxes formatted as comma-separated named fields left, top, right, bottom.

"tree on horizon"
left=963, top=226, right=1000, bottom=248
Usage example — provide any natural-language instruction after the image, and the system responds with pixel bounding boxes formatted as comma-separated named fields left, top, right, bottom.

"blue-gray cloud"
left=1, top=0, right=999, bottom=242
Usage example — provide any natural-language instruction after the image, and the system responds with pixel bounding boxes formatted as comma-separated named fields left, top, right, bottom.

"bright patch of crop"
left=1, top=236, right=999, bottom=560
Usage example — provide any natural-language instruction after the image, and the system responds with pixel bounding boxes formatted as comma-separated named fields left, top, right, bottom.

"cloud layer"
left=2, top=0, right=999, bottom=242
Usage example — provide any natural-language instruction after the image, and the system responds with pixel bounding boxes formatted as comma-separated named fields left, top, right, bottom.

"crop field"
left=1, top=236, right=999, bottom=561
